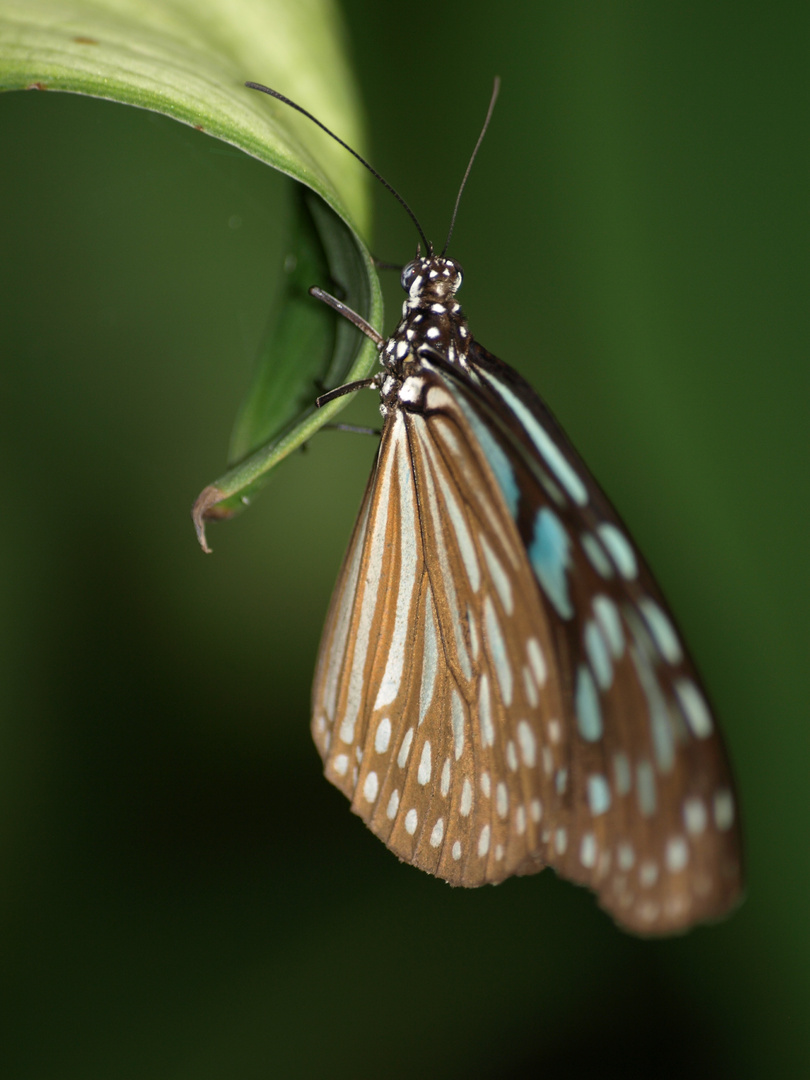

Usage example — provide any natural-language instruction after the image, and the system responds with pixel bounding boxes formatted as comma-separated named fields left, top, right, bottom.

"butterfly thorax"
left=378, top=255, right=472, bottom=418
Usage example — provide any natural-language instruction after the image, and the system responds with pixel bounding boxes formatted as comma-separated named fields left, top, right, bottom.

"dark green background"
left=1, top=3, right=807, bottom=1076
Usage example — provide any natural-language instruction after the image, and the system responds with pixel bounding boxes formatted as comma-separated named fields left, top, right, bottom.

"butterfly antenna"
left=245, top=82, right=432, bottom=254
left=441, top=76, right=500, bottom=257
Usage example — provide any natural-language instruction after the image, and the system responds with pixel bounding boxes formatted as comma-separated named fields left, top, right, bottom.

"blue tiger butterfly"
left=245, top=77, right=742, bottom=934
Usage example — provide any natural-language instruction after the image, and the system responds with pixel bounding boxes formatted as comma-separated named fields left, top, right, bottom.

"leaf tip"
left=192, top=485, right=234, bottom=553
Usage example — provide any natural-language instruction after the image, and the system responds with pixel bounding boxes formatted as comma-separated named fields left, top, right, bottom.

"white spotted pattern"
left=397, top=727, right=414, bottom=768
left=308, top=246, right=742, bottom=937
left=375, top=717, right=391, bottom=754
left=363, top=771, right=379, bottom=802
left=418, top=740, right=432, bottom=785
left=440, top=757, right=451, bottom=798
left=460, top=778, right=473, bottom=817
left=478, top=825, right=491, bottom=857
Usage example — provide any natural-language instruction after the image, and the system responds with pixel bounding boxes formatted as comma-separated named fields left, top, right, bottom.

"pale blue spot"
left=639, top=597, right=683, bottom=664
left=597, top=523, right=638, bottom=579
left=575, top=664, right=603, bottom=741
left=587, top=774, right=611, bottom=816
left=584, top=619, right=613, bottom=690
left=675, top=678, right=713, bottom=739
left=636, top=762, right=657, bottom=817
left=529, top=508, right=573, bottom=619
left=613, top=752, right=632, bottom=796
left=581, top=532, right=614, bottom=578
left=484, top=597, right=513, bottom=706
left=593, top=594, right=624, bottom=658
left=454, top=394, right=519, bottom=517
left=630, top=641, right=674, bottom=774
left=626, top=630, right=678, bottom=777
left=713, top=789, right=735, bottom=831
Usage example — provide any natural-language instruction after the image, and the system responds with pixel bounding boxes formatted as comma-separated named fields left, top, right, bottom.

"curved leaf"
left=0, top=0, right=383, bottom=548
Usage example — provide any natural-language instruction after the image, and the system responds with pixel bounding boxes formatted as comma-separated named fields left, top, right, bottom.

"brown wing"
left=312, top=364, right=742, bottom=935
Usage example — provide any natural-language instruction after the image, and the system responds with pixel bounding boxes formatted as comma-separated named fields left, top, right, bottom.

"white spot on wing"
left=397, top=727, right=414, bottom=768
left=576, top=664, right=602, bottom=741
left=617, top=842, right=635, bottom=870
left=636, top=761, right=657, bottom=817
left=713, top=789, right=735, bottom=831
left=478, top=674, right=495, bottom=747
left=506, top=741, right=518, bottom=772
left=375, top=717, right=391, bottom=754
left=516, top=720, right=537, bottom=767
left=584, top=619, right=613, bottom=689
left=373, top=437, right=418, bottom=711
left=675, top=678, right=714, bottom=738
left=587, top=773, right=613, bottom=812
left=613, top=752, right=631, bottom=796
left=639, top=597, right=683, bottom=664
left=479, top=533, right=513, bottom=614
left=338, top=436, right=396, bottom=743
left=418, top=740, right=432, bottom=785
left=683, top=796, right=707, bottom=835
left=484, top=595, right=513, bottom=705
left=451, top=689, right=465, bottom=760
left=434, top=462, right=480, bottom=591
left=581, top=532, right=614, bottom=578
left=441, top=757, right=451, bottom=797
left=419, top=593, right=439, bottom=724
left=665, top=836, right=689, bottom=873
left=580, top=833, right=597, bottom=868
left=363, top=771, right=379, bottom=802
left=593, top=594, right=624, bottom=657
left=522, top=666, right=539, bottom=707
left=478, top=824, right=491, bottom=856
left=597, top=523, right=638, bottom=579
left=526, top=638, right=547, bottom=686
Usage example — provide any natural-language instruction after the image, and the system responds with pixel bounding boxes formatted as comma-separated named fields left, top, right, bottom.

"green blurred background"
left=1, top=2, right=807, bottom=1076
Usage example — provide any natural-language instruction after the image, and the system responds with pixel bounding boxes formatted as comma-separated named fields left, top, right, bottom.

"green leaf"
left=0, top=0, right=383, bottom=550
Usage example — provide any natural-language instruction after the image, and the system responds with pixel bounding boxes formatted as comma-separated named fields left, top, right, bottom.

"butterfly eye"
left=400, top=262, right=419, bottom=293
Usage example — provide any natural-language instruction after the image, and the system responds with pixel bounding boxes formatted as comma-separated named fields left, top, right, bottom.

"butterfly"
left=246, top=78, right=743, bottom=935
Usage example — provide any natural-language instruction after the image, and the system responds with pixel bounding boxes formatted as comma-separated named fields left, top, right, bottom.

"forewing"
left=312, top=391, right=571, bottom=888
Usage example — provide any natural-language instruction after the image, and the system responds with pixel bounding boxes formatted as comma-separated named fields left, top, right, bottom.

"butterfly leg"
left=309, top=287, right=384, bottom=347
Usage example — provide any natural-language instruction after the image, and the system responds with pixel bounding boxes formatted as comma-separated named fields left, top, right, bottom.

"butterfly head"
left=401, top=256, right=464, bottom=306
